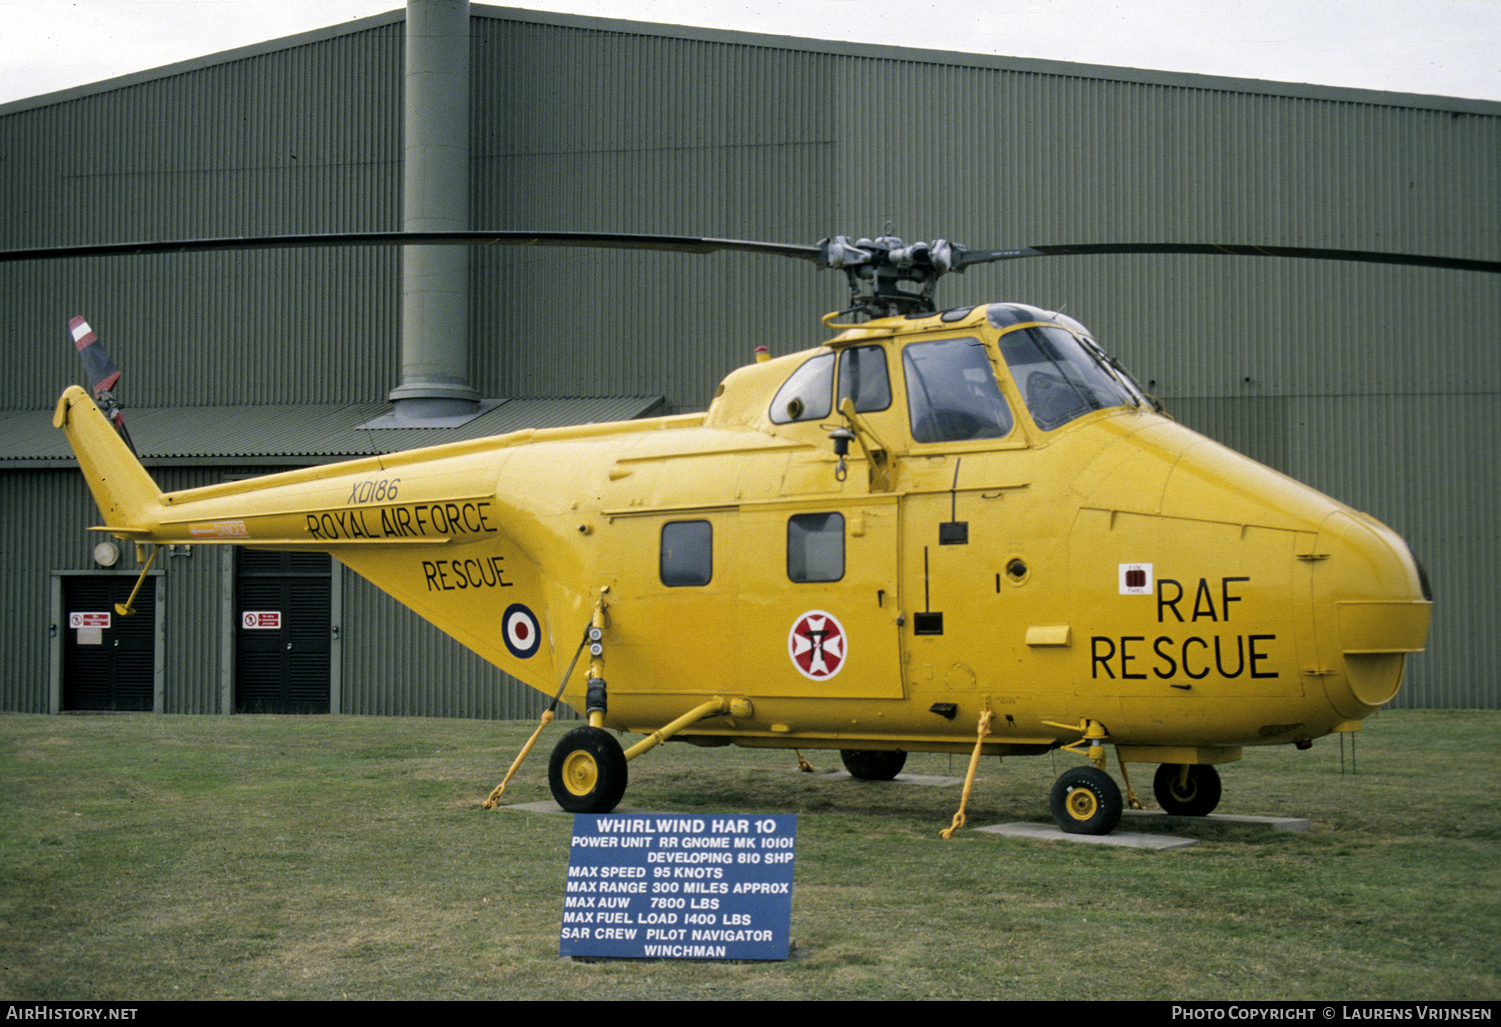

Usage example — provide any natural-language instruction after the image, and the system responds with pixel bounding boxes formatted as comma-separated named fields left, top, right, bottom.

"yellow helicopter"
left=25, top=230, right=1492, bottom=835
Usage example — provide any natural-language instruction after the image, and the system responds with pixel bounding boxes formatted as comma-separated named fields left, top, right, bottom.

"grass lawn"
left=1, top=709, right=1497, bottom=1001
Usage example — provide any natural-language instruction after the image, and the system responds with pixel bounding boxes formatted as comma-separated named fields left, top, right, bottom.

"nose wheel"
left=1049, top=766, right=1124, bottom=835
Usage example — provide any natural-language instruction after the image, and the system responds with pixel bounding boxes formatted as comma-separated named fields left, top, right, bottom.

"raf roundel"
left=502, top=602, right=541, bottom=659
left=788, top=610, right=847, bottom=681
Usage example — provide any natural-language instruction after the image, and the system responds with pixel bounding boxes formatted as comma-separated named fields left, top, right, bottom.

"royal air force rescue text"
left=301, top=478, right=513, bottom=593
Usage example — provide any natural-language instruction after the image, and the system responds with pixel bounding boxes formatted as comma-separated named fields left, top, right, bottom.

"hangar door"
left=61, top=574, right=157, bottom=711
left=235, top=550, right=332, bottom=714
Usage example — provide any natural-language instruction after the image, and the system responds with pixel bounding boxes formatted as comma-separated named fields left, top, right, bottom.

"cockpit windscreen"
left=998, top=325, right=1138, bottom=431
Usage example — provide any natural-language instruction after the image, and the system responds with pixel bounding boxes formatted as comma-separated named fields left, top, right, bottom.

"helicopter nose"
left=1312, top=509, right=1432, bottom=718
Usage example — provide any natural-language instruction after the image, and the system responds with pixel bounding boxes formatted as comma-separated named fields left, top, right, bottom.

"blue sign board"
left=560, top=813, right=796, bottom=961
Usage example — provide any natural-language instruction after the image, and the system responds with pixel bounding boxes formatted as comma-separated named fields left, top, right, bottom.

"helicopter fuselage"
left=57, top=301, right=1430, bottom=773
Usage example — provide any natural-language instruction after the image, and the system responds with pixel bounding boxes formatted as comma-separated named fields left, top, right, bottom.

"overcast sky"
left=1, top=0, right=1498, bottom=108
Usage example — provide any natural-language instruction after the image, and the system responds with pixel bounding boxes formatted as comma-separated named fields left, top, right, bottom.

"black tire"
left=1153, top=763, right=1222, bottom=816
left=1049, top=766, right=1123, bottom=835
left=548, top=726, right=628, bottom=813
left=839, top=749, right=907, bottom=781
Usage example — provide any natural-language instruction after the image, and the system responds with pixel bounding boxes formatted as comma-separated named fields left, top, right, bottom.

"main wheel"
left=548, top=726, right=628, bottom=813
left=1153, top=763, right=1222, bottom=816
left=839, top=749, right=907, bottom=781
left=1049, top=766, right=1123, bottom=835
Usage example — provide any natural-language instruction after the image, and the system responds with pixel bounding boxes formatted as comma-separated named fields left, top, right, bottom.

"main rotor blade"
left=0, top=231, right=823, bottom=264
left=3, top=233, right=1494, bottom=276
left=955, top=242, right=1501, bottom=275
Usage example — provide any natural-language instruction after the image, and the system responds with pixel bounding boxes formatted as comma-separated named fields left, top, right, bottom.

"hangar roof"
left=0, top=395, right=666, bottom=467
left=1, top=4, right=1494, bottom=119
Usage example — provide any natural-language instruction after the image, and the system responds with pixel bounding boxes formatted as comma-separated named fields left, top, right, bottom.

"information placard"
left=560, top=813, right=796, bottom=961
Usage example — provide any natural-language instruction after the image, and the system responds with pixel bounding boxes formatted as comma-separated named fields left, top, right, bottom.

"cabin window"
left=769, top=352, right=835, bottom=424
left=902, top=337, right=1014, bottom=443
left=787, top=512, right=844, bottom=583
left=837, top=345, right=892, bottom=414
left=660, top=520, right=713, bottom=586
left=997, top=325, right=1138, bottom=431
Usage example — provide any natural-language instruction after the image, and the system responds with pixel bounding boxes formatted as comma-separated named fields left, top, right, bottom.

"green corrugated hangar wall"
left=0, top=5, right=1497, bottom=713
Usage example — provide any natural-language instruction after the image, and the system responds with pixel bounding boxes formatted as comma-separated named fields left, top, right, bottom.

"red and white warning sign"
left=69, top=611, right=111, bottom=630
left=1118, top=563, right=1153, bottom=595
left=788, top=610, right=847, bottom=681
left=242, top=611, right=282, bottom=630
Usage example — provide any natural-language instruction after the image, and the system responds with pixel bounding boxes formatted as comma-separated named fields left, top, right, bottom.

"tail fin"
left=53, top=385, right=161, bottom=535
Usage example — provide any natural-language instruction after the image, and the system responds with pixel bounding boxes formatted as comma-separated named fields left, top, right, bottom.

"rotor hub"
left=817, top=234, right=965, bottom=320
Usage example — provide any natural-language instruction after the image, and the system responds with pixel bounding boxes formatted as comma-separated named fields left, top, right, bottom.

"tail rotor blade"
left=67, top=316, right=136, bottom=455
left=68, top=316, right=121, bottom=397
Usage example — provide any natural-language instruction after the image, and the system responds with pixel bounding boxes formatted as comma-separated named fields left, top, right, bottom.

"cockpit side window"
left=998, top=326, right=1136, bottom=431
left=902, top=337, right=1014, bottom=443
left=836, top=345, right=892, bottom=415
left=769, top=353, right=835, bottom=424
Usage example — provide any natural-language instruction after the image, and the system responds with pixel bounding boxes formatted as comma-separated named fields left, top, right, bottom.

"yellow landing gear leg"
left=1046, top=717, right=1110, bottom=768
left=621, top=697, right=751, bottom=761
left=483, top=590, right=606, bottom=809
left=1084, top=720, right=1109, bottom=770
left=113, top=544, right=161, bottom=616
left=941, top=704, right=993, bottom=839
left=483, top=709, right=554, bottom=809
left=585, top=589, right=609, bottom=729
left=1116, top=752, right=1145, bottom=810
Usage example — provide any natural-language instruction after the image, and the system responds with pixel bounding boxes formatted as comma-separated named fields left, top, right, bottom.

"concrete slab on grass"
left=974, top=809, right=1310, bottom=848
left=974, top=821, right=1199, bottom=850
left=502, top=801, right=686, bottom=816
left=1122, top=809, right=1311, bottom=832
